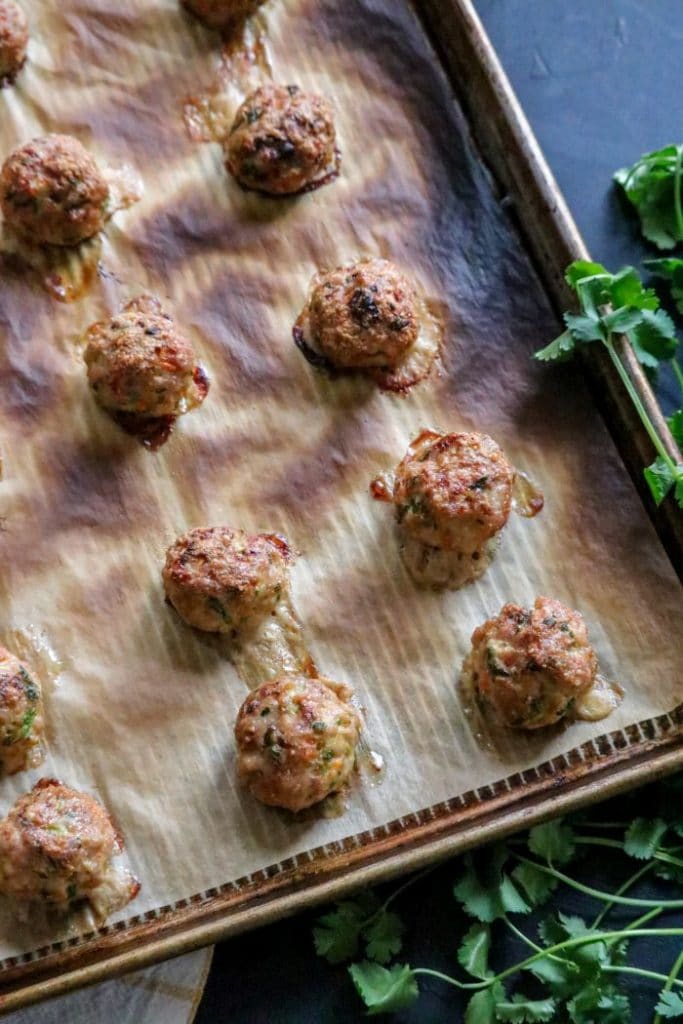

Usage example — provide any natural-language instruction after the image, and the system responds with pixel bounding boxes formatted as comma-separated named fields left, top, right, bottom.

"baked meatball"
left=225, top=84, right=337, bottom=195
left=0, top=0, right=27, bottom=81
left=0, top=134, right=109, bottom=246
left=85, top=296, right=206, bottom=419
left=0, top=646, right=45, bottom=776
left=235, top=674, right=361, bottom=811
left=0, top=779, right=140, bottom=920
left=307, top=258, right=419, bottom=370
left=182, top=0, right=264, bottom=30
left=394, top=430, right=514, bottom=552
left=163, top=526, right=291, bottom=634
left=464, top=596, right=598, bottom=730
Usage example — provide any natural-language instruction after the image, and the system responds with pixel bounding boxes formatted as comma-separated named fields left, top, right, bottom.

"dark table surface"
left=196, top=2, right=683, bottom=1020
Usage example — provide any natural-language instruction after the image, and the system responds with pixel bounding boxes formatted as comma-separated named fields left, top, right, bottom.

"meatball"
left=235, top=674, right=361, bottom=811
left=464, top=596, right=598, bottom=730
left=163, top=526, right=291, bottom=634
left=394, top=430, right=514, bottom=552
left=0, top=779, right=140, bottom=920
left=225, top=84, right=337, bottom=195
left=0, top=646, right=45, bottom=776
left=85, top=296, right=206, bottom=419
left=307, top=258, right=419, bottom=370
left=0, top=0, right=28, bottom=81
left=182, top=0, right=264, bottom=30
left=0, top=134, right=109, bottom=246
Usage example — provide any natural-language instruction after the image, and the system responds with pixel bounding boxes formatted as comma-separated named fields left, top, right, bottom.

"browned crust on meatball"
left=225, top=84, right=338, bottom=195
left=0, top=0, right=28, bottom=82
left=181, top=0, right=264, bottom=30
left=307, top=258, right=419, bottom=370
left=465, top=596, right=598, bottom=730
left=163, top=525, right=291, bottom=634
left=235, top=674, right=361, bottom=811
left=0, top=134, right=109, bottom=246
left=0, top=645, right=45, bottom=775
left=84, top=297, right=203, bottom=418
left=0, top=779, right=139, bottom=913
left=393, top=430, right=514, bottom=552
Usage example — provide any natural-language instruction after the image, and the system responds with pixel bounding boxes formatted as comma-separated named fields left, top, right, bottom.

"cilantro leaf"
left=455, top=850, right=530, bottom=922
left=564, top=312, right=604, bottom=342
left=494, top=994, right=556, bottom=1022
left=534, top=330, right=576, bottom=362
left=656, top=990, right=683, bottom=1018
left=645, top=257, right=683, bottom=314
left=615, top=145, right=683, bottom=250
left=567, top=985, right=632, bottom=1023
left=608, top=266, right=659, bottom=310
left=626, top=308, right=678, bottom=368
left=668, top=410, right=683, bottom=451
left=527, top=821, right=576, bottom=866
left=644, top=457, right=676, bottom=505
left=363, top=910, right=404, bottom=964
left=623, top=817, right=668, bottom=859
left=348, top=962, right=418, bottom=1015
left=511, top=862, right=558, bottom=908
left=458, top=922, right=493, bottom=980
left=18, top=707, right=36, bottom=741
left=313, top=893, right=378, bottom=964
left=466, top=983, right=506, bottom=1024
left=565, top=260, right=609, bottom=287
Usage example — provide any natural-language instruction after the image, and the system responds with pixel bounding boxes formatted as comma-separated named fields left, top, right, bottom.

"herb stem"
left=380, top=866, right=434, bottom=915
left=673, top=357, right=683, bottom=402
left=490, top=929, right=683, bottom=988
left=514, top=855, right=683, bottom=909
left=412, top=967, right=482, bottom=991
left=654, top=947, right=683, bottom=1024
left=602, top=964, right=683, bottom=989
left=575, top=836, right=683, bottom=871
left=590, top=862, right=656, bottom=929
left=605, top=339, right=676, bottom=470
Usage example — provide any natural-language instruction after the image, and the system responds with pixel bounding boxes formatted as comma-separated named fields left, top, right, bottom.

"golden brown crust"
left=181, top=0, right=264, bottom=30
left=225, top=84, right=337, bottom=195
left=0, top=779, right=139, bottom=917
left=393, top=430, right=514, bottom=552
left=163, top=525, right=291, bottom=633
left=84, top=298, right=201, bottom=418
left=0, top=134, right=108, bottom=246
left=465, top=596, right=598, bottom=729
left=0, top=0, right=27, bottom=80
left=235, top=674, right=360, bottom=811
left=307, top=258, right=419, bottom=369
left=0, top=645, right=45, bottom=776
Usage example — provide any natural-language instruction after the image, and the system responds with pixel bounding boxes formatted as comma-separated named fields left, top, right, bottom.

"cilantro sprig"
left=614, top=145, right=683, bottom=250
left=313, top=780, right=683, bottom=1020
left=534, top=261, right=683, bottom=508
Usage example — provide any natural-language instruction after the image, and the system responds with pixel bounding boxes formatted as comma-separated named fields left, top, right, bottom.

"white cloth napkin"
left=4, top=947, right=213, bottom=1024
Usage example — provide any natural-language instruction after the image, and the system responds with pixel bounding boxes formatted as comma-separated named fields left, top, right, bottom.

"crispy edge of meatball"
left=294, top=264, right=440, bottom=391
left=0, top=0, right=28, bottom=81
left=0, top=646, right=45, bottom=775
left=162, top=526, right=292, bottom=634
left=0, top=778, right=140, bottom=918
left=225, top=84, right=338, bottom=195
left=393, top=429, right=514, bottom=552
left=234, top=674, right=361, bottom=812
left=0, top=134, right=109, bottom=246
left=464, top=596, right=599, bottom=730
left=306, top=258, right=419, bottom=370
left=84, top=297, right=203, bottom=418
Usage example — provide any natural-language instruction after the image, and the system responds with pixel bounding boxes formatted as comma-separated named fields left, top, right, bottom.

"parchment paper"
left=0, top=0, right=681, bottom=960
